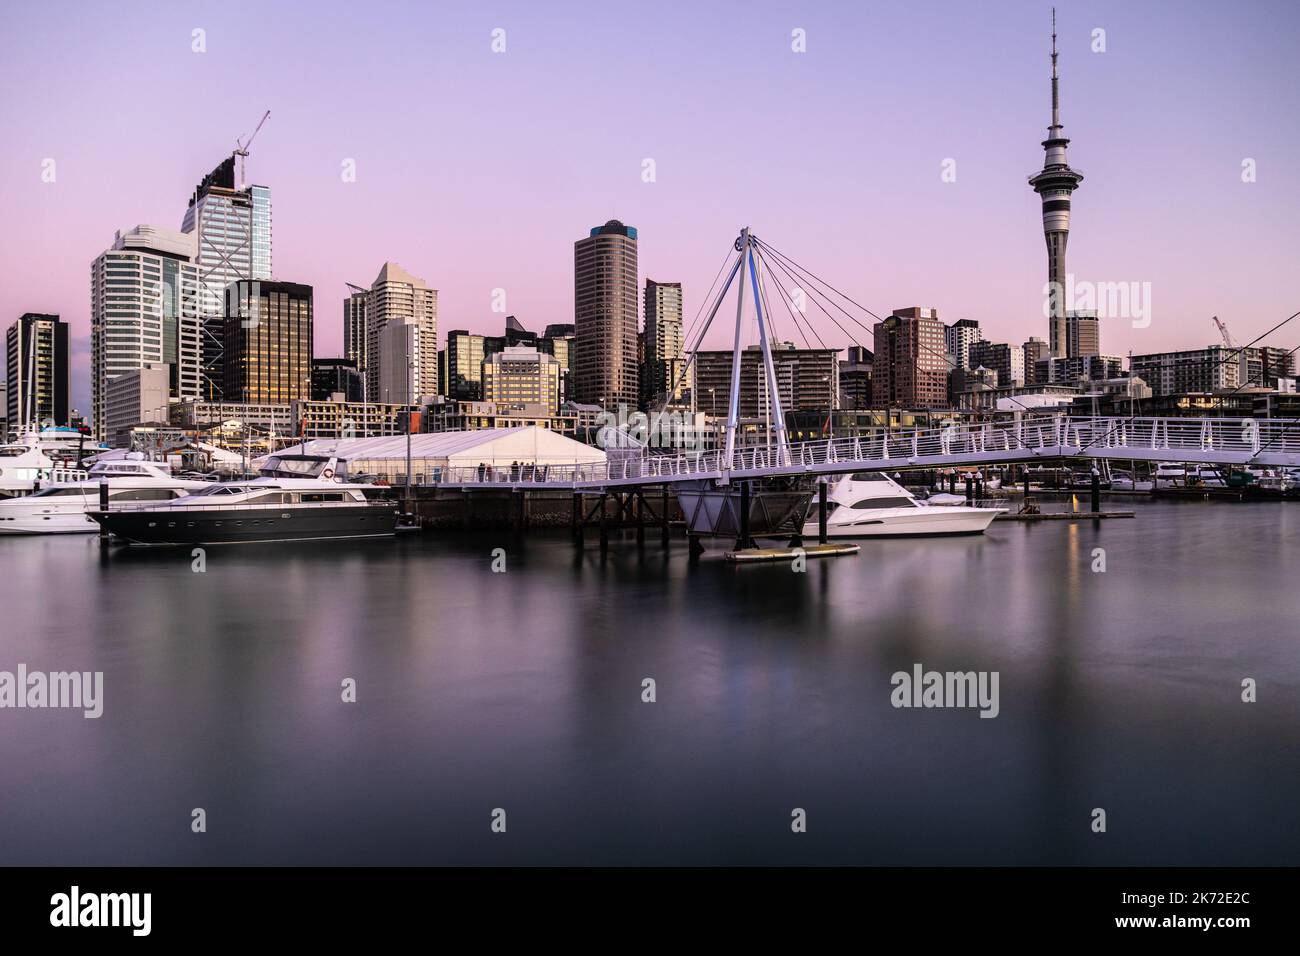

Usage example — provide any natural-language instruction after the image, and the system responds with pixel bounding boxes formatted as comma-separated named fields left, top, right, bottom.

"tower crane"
left=1212, top=315, right=1251, bottom=387
left=233, top=110, right=270, bottom=188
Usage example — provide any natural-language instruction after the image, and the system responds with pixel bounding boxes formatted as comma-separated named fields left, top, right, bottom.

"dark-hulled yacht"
left=89, top=454, right=398, bottom=545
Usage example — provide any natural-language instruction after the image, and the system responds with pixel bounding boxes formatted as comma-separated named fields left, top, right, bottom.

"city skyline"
left=2, top=0, right=1298, bottom=415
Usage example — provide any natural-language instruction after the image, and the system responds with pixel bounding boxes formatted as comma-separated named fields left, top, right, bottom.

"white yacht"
left=0, top=457, right=215, bottom=534
left=0, top=427, right=106, bottom=497
left=802, top=473, right=1005, bottom=538
left=1153, top=462, right=1226, bottom=489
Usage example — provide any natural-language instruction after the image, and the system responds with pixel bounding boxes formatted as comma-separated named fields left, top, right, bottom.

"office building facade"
left=222, top=280, right=313, bottom=405
left=573, top=220, right=638, bottom=408
left=871, top=307, right=948, bottom=408
left=6, top=312, right=70, bottom=430
left=643, top=279, right=684, bottom=406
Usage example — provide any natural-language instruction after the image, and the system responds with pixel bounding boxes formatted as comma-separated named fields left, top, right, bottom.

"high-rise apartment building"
left=574, top=220, right=638, bottom=408
left=643, top=279, right=685, bottom=406
left=692, top=343, right=839, bottom=420
left=90, top=225, right=202, bottom=440
left=6, top=313, right=69, bottom=430
left=181, top=155, right=272, bottom=399
left=344, top=284, right=368, bottom=386
left=871, top=307, right=949, bottom=408
left=222, top=281, right=313, bottom=405
left=361, top=262, right=437, bottom=401
left=1023, top=336, right=1049, bottom=384
left=378, top=317, right=433, bottom=405
left=944, top=319, right=981, bottom=371
left=1066, top=310, right=1100, bottom=358
left=969, top=340, right=1026, bottom=388
left=1130, top=347, right=1242, bottom=396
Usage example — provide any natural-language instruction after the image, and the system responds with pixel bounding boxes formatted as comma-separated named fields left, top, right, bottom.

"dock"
left=995, top=511, right=1135, bottom=521
left=725, top=543, right=860, bottom=563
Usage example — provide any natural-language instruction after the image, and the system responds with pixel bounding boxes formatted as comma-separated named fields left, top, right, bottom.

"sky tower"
left=1028, top=8, right=1084, bottom=359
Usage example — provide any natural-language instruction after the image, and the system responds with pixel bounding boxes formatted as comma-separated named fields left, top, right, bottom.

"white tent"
left=262, top=427, right=605, bottom=474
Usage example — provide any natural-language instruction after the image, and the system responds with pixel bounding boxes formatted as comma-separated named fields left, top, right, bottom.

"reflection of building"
left=574, top=220, right=638, bottom=407
left=103, top=362, right=171, bottom=447
left=7, top=312, right=69, bottom=430
left=91, top=225, right=202, bottom=439
left=872, top=307, right=948, bottom=408
left=693, top=343, right=839, bottom=418
left=222, top=281, right=313, bottom=405
left=181, top=155, right=272, bottom=399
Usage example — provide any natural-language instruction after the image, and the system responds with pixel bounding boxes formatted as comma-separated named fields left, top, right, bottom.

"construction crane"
left=1212, top=315, right=1251, bottom=387
left=233, top=110, right=271, bottom=188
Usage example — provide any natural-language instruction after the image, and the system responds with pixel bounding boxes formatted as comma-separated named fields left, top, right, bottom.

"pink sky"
left=1, top=0, right=1296, bottom=413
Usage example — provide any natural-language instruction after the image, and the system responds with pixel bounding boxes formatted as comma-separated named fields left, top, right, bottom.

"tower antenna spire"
left=1050, top=7, right=1060, bottom=131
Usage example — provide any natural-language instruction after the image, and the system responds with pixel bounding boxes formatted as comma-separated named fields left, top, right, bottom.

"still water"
left=1, top=498, right=1297, bottom=865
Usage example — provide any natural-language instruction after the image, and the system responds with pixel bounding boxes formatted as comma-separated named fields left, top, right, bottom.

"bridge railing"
left=412, top=416, right=1300, bottom=487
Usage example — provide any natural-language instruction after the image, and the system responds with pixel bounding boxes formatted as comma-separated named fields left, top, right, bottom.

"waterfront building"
left=970, top=340, right=1026, bottom=389
left=103, top=362, right=171, bottom=447
left=360, top=262, right=438, bottom=402
left=291, top=399, right=420, bottom=441
left=482, top=345, right=562, bottom=414
left=1028, top=11, right=1084, bottom=358
left=643, top=279, right=685, bottom=406
left=90, top=226, right=203, bottom=440
left=573, top=220, right=638, bottom=408
left=180, top=155, right=272, bottom=399
left=1129, top=347, right=1241, bottom=395
left=311, top=358, right=364, bottom=403
left=871, top=307, right=948, bottom=409
left=427, top=398, right=577, bottom=435
left=170, top=400, right=294, bottom=443
left=944, top=319, right=981, bottom=371
left=6, top=312, right=69, bottom=431
left=222, top=281, right=313, bottom=405
left=693, top=343, right=839, bottom=420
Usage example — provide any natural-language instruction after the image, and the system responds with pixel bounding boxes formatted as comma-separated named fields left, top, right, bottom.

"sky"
left=1, top=0, right=1297, bottom=414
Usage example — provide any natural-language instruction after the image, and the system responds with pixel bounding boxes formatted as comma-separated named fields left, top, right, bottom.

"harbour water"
left=1, top=497, right=1297, bottom=866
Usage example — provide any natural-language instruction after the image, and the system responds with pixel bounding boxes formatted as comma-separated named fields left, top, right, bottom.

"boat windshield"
left=850, top=496, right=918, bottom=510
left=190, top=484, right=256, bottom=496
left=261, top=457, right=327, bottom=477
left=28, top=487, right=89, bottom=497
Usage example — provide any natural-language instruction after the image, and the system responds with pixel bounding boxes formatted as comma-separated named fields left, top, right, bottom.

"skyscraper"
left=1028, top=10, right=1084, bottom=359
left=181, top=155, right=273, bottom=399
left=574, top=220, right=638, bottom=409
left=378, top=317, right=433, bottom=405
left=362, top=262, right=438, bottom=402
left=90, top=225, right=202, bottom=440
left=1066, top=311, right=1100, bottom=358
left=344, top=284, right=368, bottom=385
left=6, top=313, right=69, bottom=430
left=944, top=318, right=981, bottom=371
left=222, top=281, right=313, bottom=405
left=643, top=279, right=684, bottom=406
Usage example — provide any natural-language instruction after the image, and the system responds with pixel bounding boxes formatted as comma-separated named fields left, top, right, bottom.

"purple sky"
left=2, top=0, right=1297, bottom=413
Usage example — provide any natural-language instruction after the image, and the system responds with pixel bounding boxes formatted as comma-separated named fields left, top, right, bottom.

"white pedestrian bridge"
left=423, top=416, right=1300, bottom=489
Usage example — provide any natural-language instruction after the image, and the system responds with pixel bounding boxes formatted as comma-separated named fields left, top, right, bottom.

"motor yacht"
left=0, top=457, right=215, bottom=534
left=90, top=454, right=398, bottom=545
left=802, top=473, right=1004, bottom=538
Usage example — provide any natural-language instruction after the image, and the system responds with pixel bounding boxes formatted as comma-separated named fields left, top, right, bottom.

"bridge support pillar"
left=688, top=533, right=705, bottom=557
left=1023, top=470, right=1031, bottom=497
left=949, top=472, right=958, bottom=494
left=965, top=476, right=973, bottom=502
left=635, top=492, right=645, bottom=545
left=598, top=493, right=609, bottom=551
left=1091, top=470, right=1101, bottom=513
left=818, top=481, right=828, bottom=545
left=735, top=481, right=755, bottom=551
